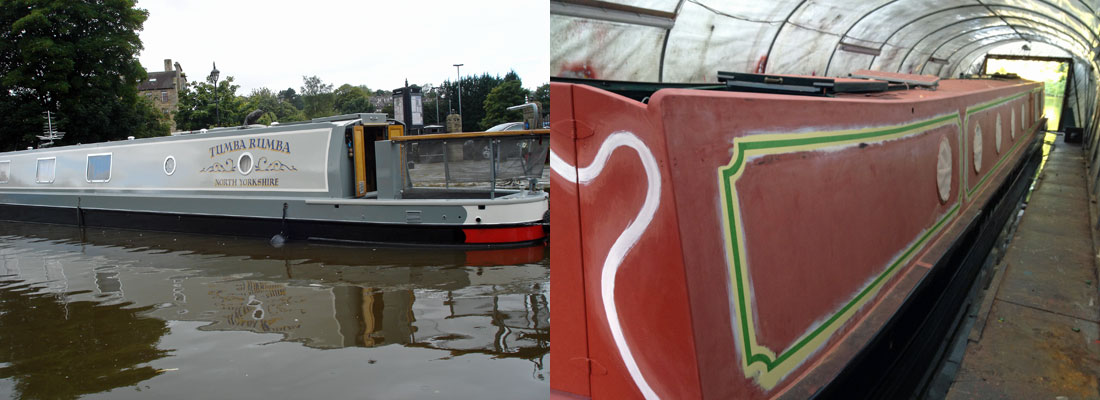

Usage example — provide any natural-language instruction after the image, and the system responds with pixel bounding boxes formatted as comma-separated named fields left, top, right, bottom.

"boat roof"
left=1, top=115, right=373, bottom=156
left=555, top=73, right=1036, bottom=104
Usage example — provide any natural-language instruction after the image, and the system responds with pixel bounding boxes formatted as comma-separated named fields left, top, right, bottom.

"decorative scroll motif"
left=253, top=157, right=298, bottom=172
left=200, top=157, right=297, bottom=173
left=550, top=132, right=662, bottom=400
left=200, top=159, right=236, bottom=173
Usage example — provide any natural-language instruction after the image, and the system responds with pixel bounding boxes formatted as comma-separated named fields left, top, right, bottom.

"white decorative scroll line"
left=550, top=131, right=662, bottom=400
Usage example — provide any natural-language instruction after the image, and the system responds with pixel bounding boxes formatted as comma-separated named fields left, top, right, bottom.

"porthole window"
left=36, top=157, right=56, bottom=184
left=164, top=156, right=176, bottom=175
left=1010, top=109, right=1016, bottom=139
left=0, top=160, right=9, bottom=183
left=238, top=152, right=254, bottom=175
left=972, top=124, right=983, bottom=174
left=995, top=115, right=1002, bottom=154
left=936, top=136, right=952, bottom=203
left=86, top=153, right=112, bottom=183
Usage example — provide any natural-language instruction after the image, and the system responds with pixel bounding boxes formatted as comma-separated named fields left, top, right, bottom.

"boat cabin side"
left=0, top=112, right=550, bottom=203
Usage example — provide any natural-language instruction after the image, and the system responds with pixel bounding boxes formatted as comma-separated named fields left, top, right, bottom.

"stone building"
left=138, top=59, right=187, bottom=131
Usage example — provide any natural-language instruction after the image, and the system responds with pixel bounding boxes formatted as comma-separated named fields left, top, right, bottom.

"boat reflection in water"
left=0, top=223, right=548, bottom=399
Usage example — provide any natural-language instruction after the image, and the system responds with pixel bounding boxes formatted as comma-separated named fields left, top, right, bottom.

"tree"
left=446, top=73, right=504, bottom=132
left=277, top=88, right=304, bottom=110
left=534, top=83, right=549, bottom=119
left=244, top=88, right=305, bottom=124
left=333, top=84, right=374, bottom=114
left=0, top=0, right=168, bottom=150
left=422, top=89, right=443, bottom=126
left=175, top=76, right=245, bottom=130
left=300, top=75, right=334, bottom=119
left=125, top=96, right=172, bottom=138
left=480, top=79, right=528, bottom=129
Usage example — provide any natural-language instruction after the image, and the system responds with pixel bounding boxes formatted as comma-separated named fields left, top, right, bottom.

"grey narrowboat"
left=0, top=113, right=550, bottom=247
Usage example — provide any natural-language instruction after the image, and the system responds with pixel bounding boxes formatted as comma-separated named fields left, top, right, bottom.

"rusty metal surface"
left=947, top=139, right=1100, bottom=399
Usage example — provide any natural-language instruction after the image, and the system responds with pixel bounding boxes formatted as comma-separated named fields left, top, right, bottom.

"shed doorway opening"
left=983, top=56, right=1070, bottom=132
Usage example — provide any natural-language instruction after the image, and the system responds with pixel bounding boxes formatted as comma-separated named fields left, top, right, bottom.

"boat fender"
left=270, top=233, right=286, bottom=248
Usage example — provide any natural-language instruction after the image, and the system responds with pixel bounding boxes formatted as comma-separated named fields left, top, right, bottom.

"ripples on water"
left=0, top=223, right=549, bottom=399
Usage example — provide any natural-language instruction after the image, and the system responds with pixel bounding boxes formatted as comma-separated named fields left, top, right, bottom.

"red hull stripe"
left=463, top=226, right=545, bottom=244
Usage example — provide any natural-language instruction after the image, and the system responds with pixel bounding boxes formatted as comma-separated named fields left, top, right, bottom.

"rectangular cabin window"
left=86, top=153, right=111, bottom=182
left=161, top=91, right=167, bottom=102
left=36, top=158, right=55, bottom=183
left=0, top=160, right=9, bottom=183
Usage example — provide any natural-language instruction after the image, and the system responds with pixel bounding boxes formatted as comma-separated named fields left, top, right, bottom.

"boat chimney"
left=164, top=59, right=172, bottom=71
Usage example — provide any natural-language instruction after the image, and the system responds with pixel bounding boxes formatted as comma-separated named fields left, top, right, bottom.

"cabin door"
left=352, top=125, right=385, bottom=197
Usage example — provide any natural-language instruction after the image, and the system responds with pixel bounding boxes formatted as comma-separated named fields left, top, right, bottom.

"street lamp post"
left=434, top=87, right=441, bottom=124
left=208, top=62, right=220, bottom=127
left=453, top=63, right=463, bottom=118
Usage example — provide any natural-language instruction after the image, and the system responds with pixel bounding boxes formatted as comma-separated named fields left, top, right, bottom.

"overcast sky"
left=135, top=0, right=549, bottom=94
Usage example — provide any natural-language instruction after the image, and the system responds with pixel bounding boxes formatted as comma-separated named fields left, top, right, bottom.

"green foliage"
left=127, top=96, right=171, bottom=138
left=175, top=76, right=246, bottom=130
left=0, top=0, right=169, bottom=150
left=244, top=87, right=305, bottom=124
left=534, top=83, right=549, bottom=117
left=333, top=84, right=374, bottom=114
left=480, top=79, right=529, bottom=129
left=300, top=75, right=335, bottom=119
left=277, top=88, right=304, bottom=109
left=442, top=73, right=499, bottom=132
left=422, top=87, right=445, bottom=125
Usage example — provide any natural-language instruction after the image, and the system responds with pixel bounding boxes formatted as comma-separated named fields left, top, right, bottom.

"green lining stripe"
left=963, top=91, right=1032, bottom=198
left=720, top=114, right=961, bottom=371
left=772, top=203, right=960, bottom=366
left=967, top=126, right=1028, bottom=197
left=722, top=115, right=957, bottom=175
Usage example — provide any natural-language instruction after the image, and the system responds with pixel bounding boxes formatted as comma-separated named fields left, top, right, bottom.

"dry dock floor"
left=946, top=137, right=1100, bottom=399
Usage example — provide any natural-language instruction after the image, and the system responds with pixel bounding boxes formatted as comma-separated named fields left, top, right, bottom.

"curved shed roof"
left=551, top=0, right=1099, bottom=135
left=551, top=0, right=1098, bottom=81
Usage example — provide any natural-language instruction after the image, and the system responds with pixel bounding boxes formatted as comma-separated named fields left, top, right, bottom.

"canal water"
left=0, top=222, right=549, bottom=399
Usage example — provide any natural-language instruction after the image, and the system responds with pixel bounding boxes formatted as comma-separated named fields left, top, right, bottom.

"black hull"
left=0, top=204, right=546, bottom=249
left=817, top=132, right=1044, bottom=398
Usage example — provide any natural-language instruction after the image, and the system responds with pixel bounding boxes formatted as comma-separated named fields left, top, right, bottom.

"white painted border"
left=461, top=198, right=547, bottom=225
left=85, top=152, right=113, bottom=183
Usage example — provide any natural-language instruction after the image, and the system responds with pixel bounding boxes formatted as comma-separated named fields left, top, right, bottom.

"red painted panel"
left=550, top=82, right=592, bottom=397
left=736, top=129, right=954, bottom=353
left=569, top=84, right=703, bottom=400
left=462, top=226, right=544, bottom=244
left=552, top=77, right=1042, bottom=400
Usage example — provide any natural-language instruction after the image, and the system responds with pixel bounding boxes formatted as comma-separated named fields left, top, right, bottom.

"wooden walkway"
left=946, top=136, right=1100, bottom=399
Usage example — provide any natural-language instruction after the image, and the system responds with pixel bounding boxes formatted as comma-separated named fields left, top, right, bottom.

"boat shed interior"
left=550, top=0, right=1098, bottom=140
left=551, top=1, right=1100, bottom=397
